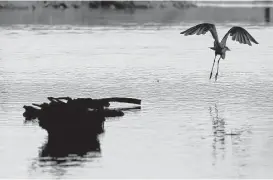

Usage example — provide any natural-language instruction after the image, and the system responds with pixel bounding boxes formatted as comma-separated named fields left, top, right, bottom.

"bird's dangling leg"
left=209, top=55, right=217, bottom=79
left=215, top=57, right=221, bottom=81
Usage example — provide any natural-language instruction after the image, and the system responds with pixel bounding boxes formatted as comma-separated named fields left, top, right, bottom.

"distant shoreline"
left=0, top=1, right=197, bottom=11
left=198, top=1, right=273, bottom=8
left=1, top=1, right=273, bottom=11
left=0, top=1, right=272, bottom=26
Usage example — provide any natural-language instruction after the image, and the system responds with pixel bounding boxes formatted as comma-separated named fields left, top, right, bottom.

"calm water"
left=0, top=8, right=273, bottom=179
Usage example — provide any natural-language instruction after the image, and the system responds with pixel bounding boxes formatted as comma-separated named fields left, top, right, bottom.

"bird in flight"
left=180, top=23, right=258, bottom=81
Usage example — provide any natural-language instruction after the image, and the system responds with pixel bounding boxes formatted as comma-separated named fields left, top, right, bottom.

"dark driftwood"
left=112, top=106, right=141, bottom=111
left=46, top=97, right=141, bottom=105
left=23, top=96, right=141, bottom=131
left=99, top=97, right=141, bottom=105
left=23, top=96, right=141, bottom=158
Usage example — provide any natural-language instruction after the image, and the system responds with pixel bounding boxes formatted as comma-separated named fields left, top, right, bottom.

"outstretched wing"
left=221, top=26, right=259, bottom=46
left=180, top=23, right=219, bottom=42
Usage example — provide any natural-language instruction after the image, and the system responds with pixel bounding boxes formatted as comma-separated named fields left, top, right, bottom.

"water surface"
left=0, top=8, right=273, bottom=179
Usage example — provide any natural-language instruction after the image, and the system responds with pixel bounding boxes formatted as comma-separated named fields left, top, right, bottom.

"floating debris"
left=23, top=96, right=141, bottom=156
left=23, top=96, right=141, bottom=132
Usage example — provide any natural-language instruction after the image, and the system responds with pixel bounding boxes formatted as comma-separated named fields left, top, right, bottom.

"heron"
left=180, top=23, right=259, bottom=81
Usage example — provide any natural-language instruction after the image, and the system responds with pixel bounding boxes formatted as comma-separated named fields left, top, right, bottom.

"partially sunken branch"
left=23, top=96, right=141, bottom=133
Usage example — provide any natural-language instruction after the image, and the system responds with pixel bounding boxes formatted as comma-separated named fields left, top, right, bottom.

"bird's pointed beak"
left=227, top=47, right=231, bottom=51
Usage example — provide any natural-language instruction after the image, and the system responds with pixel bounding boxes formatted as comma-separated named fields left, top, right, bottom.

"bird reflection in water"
left=209, top=104, right=226, bottom=166
left=209, top=104, right=250, bottom=167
